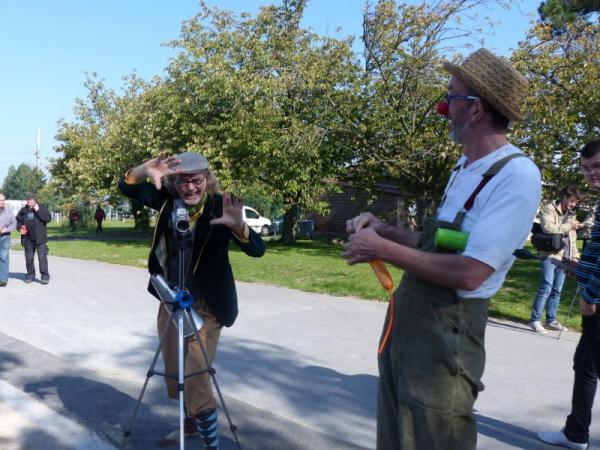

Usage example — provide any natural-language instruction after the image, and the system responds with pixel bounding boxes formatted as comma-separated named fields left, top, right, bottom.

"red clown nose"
left=436, top=102, right=449, bottom=116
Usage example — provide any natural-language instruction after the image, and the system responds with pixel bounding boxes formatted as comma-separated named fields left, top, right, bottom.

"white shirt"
left=436, top=143, right=541, bottom=298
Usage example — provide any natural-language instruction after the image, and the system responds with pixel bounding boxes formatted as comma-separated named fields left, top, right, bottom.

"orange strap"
left=378, top=290, right=395, bottom=354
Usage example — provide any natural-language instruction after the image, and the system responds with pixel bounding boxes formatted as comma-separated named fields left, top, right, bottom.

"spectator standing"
left=94, top=205, right=106, bottom=233
left=0, top=192, right=17, bottom=286
left=16, top=193, right=52, bottom=284
left=529, top=187, right=584, bottom=333
left=537, top=139, right=600, bottom=450
left=68, top=207, right=80, bottom=232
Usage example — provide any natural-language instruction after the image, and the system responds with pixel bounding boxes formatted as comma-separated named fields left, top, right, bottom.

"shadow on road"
left=217, top=337, right=377, bottom=444
left=25, top=375, right=158, bottom=448
left=0, top=352, right=21, bottom=376
left=476, top=413, right=540, bottom=449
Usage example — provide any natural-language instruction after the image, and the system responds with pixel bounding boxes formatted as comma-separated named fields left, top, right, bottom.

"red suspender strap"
left=462, top=152, right=526, bottom=212
left=463, top=176, right=492, bottom=211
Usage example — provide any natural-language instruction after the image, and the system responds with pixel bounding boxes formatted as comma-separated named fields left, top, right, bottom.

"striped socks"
left=195, top=408, right=219, bottom=450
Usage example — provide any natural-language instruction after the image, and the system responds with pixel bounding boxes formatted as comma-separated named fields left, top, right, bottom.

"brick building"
left=306, top=179, right=406, bottom=237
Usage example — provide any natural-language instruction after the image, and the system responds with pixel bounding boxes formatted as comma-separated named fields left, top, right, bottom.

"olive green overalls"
left=377, top=154, right=524, bottom=450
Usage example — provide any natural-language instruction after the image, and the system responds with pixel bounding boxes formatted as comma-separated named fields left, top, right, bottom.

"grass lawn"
left=11, top=220, right=585, bottom=330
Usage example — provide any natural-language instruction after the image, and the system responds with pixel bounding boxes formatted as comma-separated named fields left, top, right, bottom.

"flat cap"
left=172, top=152, right=209, bottom=174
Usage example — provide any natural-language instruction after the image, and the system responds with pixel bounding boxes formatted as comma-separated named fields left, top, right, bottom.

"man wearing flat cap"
left=119, top=153, right=265, bottom=449
left=343, top=49, right=541, bottom=449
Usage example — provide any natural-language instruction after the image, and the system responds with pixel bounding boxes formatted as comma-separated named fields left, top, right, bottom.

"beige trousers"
left=157, top=301, right=221, bottom=415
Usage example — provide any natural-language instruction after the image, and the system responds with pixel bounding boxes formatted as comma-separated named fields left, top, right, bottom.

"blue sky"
left=0, top=0, right=540, bottom=187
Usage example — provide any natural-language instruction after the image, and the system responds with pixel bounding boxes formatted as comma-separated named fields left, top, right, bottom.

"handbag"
left=530, top=222, right=564, bottom=252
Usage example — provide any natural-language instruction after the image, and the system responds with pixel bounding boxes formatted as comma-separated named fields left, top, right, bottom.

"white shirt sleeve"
left=462, top=161, right=541, bottom=270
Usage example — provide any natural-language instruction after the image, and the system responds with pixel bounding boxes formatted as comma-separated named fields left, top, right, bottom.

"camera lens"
left=176, top=219, right=190, bottom=234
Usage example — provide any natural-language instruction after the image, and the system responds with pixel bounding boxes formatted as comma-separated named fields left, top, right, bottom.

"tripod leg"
left=122, top=315, right=174, bottom=444
left=178, top=311, right=185, bottom=450
left=185, top=309, right=242, bottom=450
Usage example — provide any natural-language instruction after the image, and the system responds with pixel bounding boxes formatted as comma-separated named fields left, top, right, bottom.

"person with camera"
left=537, top=139, right=600, bottom=450
left=16, top=193, right=52, bottom=284
left=342, top=49, right=541, bottom=450
left=528, top=187, right=584, bottom=334
left=119, top=152, right=264, bottom=449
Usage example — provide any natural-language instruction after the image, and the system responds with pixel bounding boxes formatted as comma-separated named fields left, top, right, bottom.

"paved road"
left=0, top=251, right=599, bottom=449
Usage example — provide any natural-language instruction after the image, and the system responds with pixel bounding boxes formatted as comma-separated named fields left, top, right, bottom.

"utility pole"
left=35, top=128, right=41, bottom=169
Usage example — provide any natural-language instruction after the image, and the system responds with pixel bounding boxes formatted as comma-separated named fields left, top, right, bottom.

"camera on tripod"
left=172, top=199, right=191, bottom=238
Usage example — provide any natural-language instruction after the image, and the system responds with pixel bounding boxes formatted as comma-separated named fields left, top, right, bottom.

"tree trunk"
left=415, top=196, right=434, bottom=230
left=131, top=199, right=150, bottom=231
left=396, top=197, right=410, bottom=229
left=281, top=205, right=299, bottom=245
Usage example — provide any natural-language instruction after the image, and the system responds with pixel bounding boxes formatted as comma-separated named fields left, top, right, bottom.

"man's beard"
left=449, top=119, right=467, bottom=144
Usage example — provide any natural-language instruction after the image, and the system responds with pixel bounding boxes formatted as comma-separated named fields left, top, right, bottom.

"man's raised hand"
left=144, top=154, right=181, bottom=190
left=210, top=192, right=245, bottom=234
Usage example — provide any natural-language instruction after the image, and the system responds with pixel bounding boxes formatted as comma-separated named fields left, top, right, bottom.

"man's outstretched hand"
left=210, top=193, right=245, bottom=234
left=144, top=154, right=181, bottom=190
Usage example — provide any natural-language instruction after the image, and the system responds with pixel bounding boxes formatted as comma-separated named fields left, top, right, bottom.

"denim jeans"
left=564, top=313, right=600, bottom=444
left=0, top=234, right=10, bottom=281
left=530, top=257, right=566, bottom=323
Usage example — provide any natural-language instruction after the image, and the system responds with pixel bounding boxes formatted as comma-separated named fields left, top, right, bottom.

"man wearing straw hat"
left=343, top=49, right=541, bottom=449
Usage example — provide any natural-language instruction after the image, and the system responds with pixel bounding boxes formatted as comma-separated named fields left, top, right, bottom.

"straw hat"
left=443, top=48, right=528, bottom=121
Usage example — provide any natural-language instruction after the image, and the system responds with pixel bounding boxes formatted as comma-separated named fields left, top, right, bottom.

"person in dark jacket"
left=94, top=205, right=106, bottom=233
left=68, top=207, right=80, bottom=231
left=119, top=152, right=265, bottom=449
left=16, top=193, right=52, bottom=284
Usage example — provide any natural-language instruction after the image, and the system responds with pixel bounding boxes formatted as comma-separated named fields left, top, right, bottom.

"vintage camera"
left=172, top=199, right=191, bottom=238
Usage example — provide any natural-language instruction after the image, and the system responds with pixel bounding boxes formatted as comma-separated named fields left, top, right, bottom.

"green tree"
left=165, top=0, right=362, bottom=243
left=50, top=73, right=156, bottom=229
left=539, top=0, right=600, bottom=33
left=1, top=163, right=47, bottom=200
left=357, top=0, right=508, bottom=225
left=511, top=18, right=600, bottom=199
left=51, top=0, right=362, bottom=242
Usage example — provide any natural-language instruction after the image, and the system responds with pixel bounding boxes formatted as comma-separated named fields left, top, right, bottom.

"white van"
left=243, top=206, right=272, bottom=236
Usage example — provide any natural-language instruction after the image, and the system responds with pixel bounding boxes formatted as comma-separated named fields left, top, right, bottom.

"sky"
left=0, top=0, right=541, bottom=187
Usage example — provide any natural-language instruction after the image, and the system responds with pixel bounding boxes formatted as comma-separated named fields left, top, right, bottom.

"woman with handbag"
left=529, top=186, right=584, bottom=333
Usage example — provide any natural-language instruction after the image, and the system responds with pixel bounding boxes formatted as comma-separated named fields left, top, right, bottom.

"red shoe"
left=158, top=416, right=198, bottom=447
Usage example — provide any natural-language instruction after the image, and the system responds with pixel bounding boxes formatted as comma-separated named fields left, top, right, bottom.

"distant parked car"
left=271, top=216, right=314, bottom=239
left=243, top=206, right=272, bottom=236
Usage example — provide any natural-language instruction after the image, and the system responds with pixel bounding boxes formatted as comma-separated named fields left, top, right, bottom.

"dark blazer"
left=118, top=178, right=265, bottom=327
left=16, top=205, right=52, bottom=244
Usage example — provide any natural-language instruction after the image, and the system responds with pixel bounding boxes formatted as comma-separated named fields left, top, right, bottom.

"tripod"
left=122, top=274, right=241, bottom=449
left=122, top=203, right=242, bottom=450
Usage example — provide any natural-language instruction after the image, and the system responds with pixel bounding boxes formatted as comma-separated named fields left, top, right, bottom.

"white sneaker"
left=529, top=320, right=548, bottom=334
left=546, top=321, right=568, bottom=332
left=538, top=429, right=588, bottom=449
